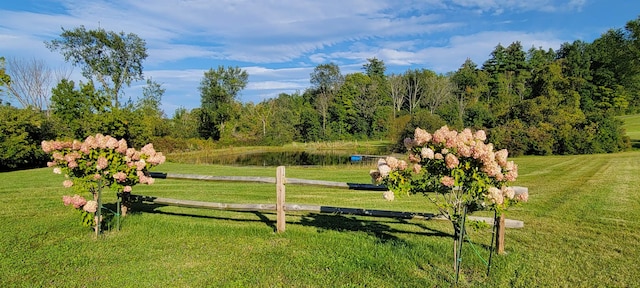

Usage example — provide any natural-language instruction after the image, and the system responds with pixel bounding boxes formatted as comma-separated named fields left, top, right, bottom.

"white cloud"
left=0, top=0, right=619, bottom=112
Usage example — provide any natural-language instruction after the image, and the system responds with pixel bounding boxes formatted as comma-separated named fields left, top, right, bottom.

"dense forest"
left=2, top=16, right=640, bottom=170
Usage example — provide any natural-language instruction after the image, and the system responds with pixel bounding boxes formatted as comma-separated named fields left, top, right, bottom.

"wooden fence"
left=131, top=166, right=526, bottom=253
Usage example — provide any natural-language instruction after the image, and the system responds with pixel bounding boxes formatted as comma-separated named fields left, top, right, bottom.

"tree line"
left=2, top=17, right=639, bottom=170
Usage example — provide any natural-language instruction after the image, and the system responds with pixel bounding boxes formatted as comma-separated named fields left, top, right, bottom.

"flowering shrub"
left=371, top=126, right=527, bottom=214
left=42, top=134, right=165, bottom=229
left=370, top=126, right=528, bottom=270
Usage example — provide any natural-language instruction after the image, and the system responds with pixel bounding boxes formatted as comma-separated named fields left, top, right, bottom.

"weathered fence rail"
left=149, top=172, right=388, bottom=190
left=138, top=166, right=526, bottom=253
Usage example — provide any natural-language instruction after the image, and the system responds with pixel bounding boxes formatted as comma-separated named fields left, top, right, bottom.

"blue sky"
left=1, top=0, right=639, bottom=116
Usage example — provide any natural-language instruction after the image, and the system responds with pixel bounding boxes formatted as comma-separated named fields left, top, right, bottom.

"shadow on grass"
left=296, top=213, right=452, bottom=245
left=127, top=200, right=277, bottom=230
left=123, top=197, right=454, bottom=245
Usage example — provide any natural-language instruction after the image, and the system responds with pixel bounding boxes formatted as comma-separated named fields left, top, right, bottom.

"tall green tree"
left=198, top=66, right=248, bottom=140
left=483, top=42, right=531, bottom=118
left=588, top=28, right=638, bottom=113
left=362, top=57, right=386, bottom=79
left=50, top=79, right=108, bottom=139
left=310, top=63, right=343, bottom=137
left=451, top=59, right=489, bottom=126
left=170, top=107, right=200, bottom=140
left=46, top=25, right=148, bottom=109
left=136, top=78, right=168, bottom=141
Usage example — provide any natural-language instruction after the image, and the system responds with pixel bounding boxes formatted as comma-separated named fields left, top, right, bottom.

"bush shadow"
left=122, top=195, right=456, bottom=245
left=125, top=199, right=278, bottom=231
left=296, top=213, right=452, bottom=245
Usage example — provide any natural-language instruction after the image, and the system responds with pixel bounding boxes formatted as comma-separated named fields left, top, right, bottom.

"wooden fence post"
left=276, top=166, right=286, bottom=233
left=496, top=213, right=506, bottom=254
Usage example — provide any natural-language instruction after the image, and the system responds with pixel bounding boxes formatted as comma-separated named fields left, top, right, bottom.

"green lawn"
left=621, top=114, right=640, bottom=149
left=1, top=149, right=640, bottom=287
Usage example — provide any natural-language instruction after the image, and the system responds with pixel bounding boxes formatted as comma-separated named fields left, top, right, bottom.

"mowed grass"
left=1, top=152, right=640, bottom=286
left=621, top=114, right=640, bottom=148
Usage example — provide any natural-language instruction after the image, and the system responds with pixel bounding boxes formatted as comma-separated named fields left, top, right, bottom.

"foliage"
left=0, top=105, right=54, bottom=170
left=42, top=134, right=165, bottom=228
left=50, top=79, right=108, bottom=139
left=198, top=66, right=248, bottom=140
left=46, top=25, right=147, bottom=109
left=371, top=126, right=527, bottom=273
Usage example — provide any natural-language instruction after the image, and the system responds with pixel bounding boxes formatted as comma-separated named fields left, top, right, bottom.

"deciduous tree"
left=46, top=25, right=147, bottom=109
left=310, top=63, right=343, bottom=137
left=198, top=66, right=248, bottom=140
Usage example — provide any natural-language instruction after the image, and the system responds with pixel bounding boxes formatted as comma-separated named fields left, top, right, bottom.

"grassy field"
left=621, top=114, right=640, bottom=148
left=1, top=149, right=640, bottom=287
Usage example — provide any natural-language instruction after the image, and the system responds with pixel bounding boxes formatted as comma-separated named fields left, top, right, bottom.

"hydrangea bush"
left=370, top=126, right=528, bottom=270
left=42, top=134, right=165, bottom=232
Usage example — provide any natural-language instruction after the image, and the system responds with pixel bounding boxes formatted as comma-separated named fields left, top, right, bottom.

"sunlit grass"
left=1, top=150, right=640, bottom=287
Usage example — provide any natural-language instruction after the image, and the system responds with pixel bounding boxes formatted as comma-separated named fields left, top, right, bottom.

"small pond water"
left=181, top=151, right=386, bottom=166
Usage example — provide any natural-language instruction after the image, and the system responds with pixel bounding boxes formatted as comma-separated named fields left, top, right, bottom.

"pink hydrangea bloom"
left=96, top=157, right=108, bottom=170
left=385, top=157, right=399, bottom=170
left=495, top=149, right=509, bottom=167
left=41, top=141, right=53, bottom=153
left=408, top=153, right=421, bottom=163
left=63, top=180, right=73, bottom=188
left=421, top=147, right=434, bottom=159
left=382, top=190, right=395, bottom=201
left=378, top=164, right=391, bottom=178
left=516, top=191, right=529, bottom=202
left=432, top=126, right=449, bottom=144
left=398, top=160, right=408, bottom=170
left=414, top=128, right=432, bottom=146
left=441, top=176, right=455, bottom=187
left=487, top=187, right=503, bottom=205
left=123, top=185, right=132, bottom=192
left=502, top=186, right=515, bottom=199
left=136, top=159, right=147, bottom=171
left=413, top=164, right=422, bottom=173
left=105, top=137, right=119, bottom=149
left=67, top=161, right=78, bottom=169
left=53, top=167, right=62, bottom=174
left=474, top=130, right=487, bottom=141
left=116, top=139, right=128, bottom=154
left=62, top=195, right=73, bottom=206
left=83, top=200, right=98, bottom=213
left=141, top=143, right=156, bottom=156
left=113, top=171, right=127, bottom=183
left=70, top=194, right=86, bottom=208
left=457, top=145, right=472, bottom=158
left=445, top=153, right=459, bottom=169
left=72, top=140, right=82, bottom=150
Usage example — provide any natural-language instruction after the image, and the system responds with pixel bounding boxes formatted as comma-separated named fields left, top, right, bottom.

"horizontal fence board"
left=149, top=171, right=525, bottom=193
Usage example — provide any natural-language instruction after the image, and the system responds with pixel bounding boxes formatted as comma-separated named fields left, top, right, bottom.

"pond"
left=175, top=151, right=387, bottom=166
